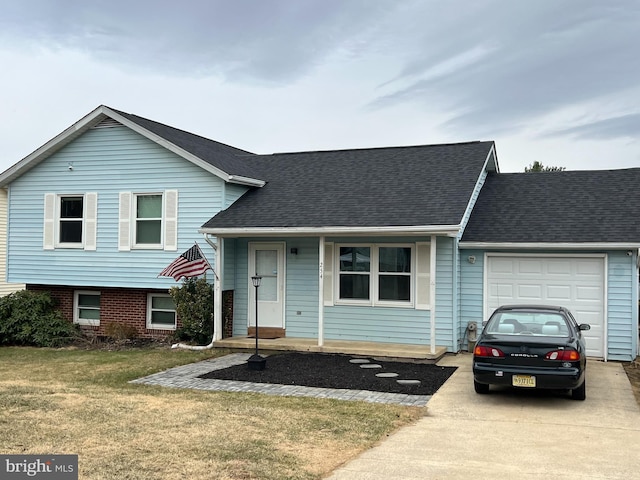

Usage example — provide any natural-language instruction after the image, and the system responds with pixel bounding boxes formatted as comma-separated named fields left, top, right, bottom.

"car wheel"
left=571, top=380, right=586, bottom=401
left=474, top=380, right=489, bottom=394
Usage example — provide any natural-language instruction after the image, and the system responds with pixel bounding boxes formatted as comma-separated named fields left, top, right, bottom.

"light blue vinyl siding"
left=435, top=236, right=455, bottom=351
left=230, top=235, right=445, bottom=347
left=231, top=239, right=249, bottom=336
left=285, top=238, right=320, bottom=338
left=459, top=249, right=485, bottom=349
left=607, top=251, right=636, bottom=361
left=7, top=125, right=224, bottom=289
left=224, top=184, right=249, bottom=209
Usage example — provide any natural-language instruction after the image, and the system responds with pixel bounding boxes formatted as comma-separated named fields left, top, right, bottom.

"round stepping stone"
left=397, top=379, right=421, bottom=385
left=360, top=364, right=382, bottom=369
left=349, top=358, right=370, bottom=364
left=375, top=372, right=399, bottom=378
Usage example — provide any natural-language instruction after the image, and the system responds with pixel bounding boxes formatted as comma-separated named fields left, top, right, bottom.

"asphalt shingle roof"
left=111, top=108, right=260, bottom=179
left=202, top=141, right=495, bottom=229
left=462, top=169, right=640, bottom=243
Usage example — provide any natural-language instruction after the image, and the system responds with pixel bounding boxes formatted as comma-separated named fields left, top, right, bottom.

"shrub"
left=170, top=278, right=214, bottom=344
left=0, top=290, right=80, bottom=347
left=104, top=322, right=139, bottom=340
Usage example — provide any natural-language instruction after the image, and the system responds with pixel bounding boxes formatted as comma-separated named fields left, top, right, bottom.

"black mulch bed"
left=198, top=352, right=457, bottom=395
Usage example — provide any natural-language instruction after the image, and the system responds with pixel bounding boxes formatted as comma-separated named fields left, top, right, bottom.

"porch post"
left=430, top=235, right=437, bottom=354
left=318, top=236, right=325, bottom=347
left=213, top=237, right=224, bottom=341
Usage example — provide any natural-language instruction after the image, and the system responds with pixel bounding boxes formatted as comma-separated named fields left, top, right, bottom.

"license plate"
left=512, top=375, right=536, bottom=388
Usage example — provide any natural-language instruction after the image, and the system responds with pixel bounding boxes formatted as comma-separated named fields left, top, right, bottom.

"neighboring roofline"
left=459, top=242, right=640, bottom=250
left=199, top=224, right=462, bottom=237
left=0, top=105, right=266, bottom=187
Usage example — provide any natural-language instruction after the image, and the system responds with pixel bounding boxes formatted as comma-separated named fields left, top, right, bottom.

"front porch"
left=213, top=336, right=448, bottom=362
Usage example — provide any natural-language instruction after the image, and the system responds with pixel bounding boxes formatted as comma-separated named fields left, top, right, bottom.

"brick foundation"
left=27, top=284, right=181, bottom=339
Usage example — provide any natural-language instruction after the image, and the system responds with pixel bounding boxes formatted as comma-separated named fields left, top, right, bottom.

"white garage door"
left=486, top=255, right=605, bottom=358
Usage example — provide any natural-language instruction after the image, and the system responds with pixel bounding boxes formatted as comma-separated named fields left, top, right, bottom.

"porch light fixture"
left=248, top=275, right=266, bottom=370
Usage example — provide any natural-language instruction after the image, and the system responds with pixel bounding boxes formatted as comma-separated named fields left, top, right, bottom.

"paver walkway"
left=130, top=352, right=431, bottom=407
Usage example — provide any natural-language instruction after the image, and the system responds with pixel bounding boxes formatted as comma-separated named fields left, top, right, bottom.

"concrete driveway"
left=326, top=353, right=640, bottom=479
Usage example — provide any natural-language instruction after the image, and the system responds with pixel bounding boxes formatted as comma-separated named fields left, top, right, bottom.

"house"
left=2, top=105, right=638, bottom=360
left=0, top=105, right=259, bottom=337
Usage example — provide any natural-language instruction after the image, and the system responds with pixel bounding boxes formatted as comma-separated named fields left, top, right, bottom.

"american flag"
left=159, top=244, right=211, bottom=281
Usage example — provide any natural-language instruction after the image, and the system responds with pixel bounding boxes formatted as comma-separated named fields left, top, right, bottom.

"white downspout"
left=430, top=235, right=437, bottom=355
left=171, top=234, right=221, bottom=350
left=318, top=237, right=325, bottom=347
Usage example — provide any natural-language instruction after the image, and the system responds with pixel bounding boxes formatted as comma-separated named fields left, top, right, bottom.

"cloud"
left=0, top=0, right=389, bottom=84
left=547, top=113, right=640, bottom=140
left=368, top=1, right=640, bottom=139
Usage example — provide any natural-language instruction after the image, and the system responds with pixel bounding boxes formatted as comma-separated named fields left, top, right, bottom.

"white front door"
left=248, top=242, right=285, bottom=329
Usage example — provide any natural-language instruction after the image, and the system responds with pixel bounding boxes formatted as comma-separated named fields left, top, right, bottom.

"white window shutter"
left=164, top=190, right=178, bottom=251
left=118, top=192, right=131, bottom=251
left=323, top=242, right=334, bottom=306
left=84, top=193, right=97, bottom=251
left=43, top=193, right=55, bottom=250
left=415, top=242, right=431, bottom=310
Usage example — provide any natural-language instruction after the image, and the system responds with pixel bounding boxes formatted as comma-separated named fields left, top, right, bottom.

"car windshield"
left=484, top=311, right=570, bottom=337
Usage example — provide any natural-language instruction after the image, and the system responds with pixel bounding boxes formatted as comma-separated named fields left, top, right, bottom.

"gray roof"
left=111, top=108, right=260, bottom=179
left=462, top=169, right=640, bottom=244
left=202, top=141, right=495, bottom=229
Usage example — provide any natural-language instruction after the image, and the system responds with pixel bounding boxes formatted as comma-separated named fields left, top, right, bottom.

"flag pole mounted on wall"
left=160, top=242, right=216, bottom=351
left=158, top=243, right=212, bottom=281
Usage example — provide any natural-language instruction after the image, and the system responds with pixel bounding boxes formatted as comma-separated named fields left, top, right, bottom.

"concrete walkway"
left=326, top=354, right=640, bottom=479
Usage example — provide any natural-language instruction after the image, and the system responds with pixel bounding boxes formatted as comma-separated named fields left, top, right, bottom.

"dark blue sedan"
left=473, top=305, right=590, bottom=400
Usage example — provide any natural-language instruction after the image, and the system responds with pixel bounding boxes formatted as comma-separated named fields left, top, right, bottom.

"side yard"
left=0, top=347, right=422, bottom=480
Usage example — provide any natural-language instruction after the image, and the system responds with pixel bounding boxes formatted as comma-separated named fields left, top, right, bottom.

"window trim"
left=335, top=243, right=415, bottom=308
left=146, top=293, right=177, bottom=330
left=73, top=290, right=101, bottom=326
left=55, top=194, right=85, bottom=249
left=133, top=192, right=164, bottom=249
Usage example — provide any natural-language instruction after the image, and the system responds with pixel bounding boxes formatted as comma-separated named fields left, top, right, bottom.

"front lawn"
left=0, top=347, right=422, bottom=480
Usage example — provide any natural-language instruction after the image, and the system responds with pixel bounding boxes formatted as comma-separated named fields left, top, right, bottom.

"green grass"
left=0, top=347, right=423, bottom=479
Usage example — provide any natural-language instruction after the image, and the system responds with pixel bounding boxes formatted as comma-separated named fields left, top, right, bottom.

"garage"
left=485, top=254, right=605, bottom=358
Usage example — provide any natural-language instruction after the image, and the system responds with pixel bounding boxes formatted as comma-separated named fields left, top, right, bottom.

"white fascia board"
left=227, top=175, right=266, bottom=187
left=199, top=225, right=461, bottom=238
left=103, top=107, right=265, bottom=187
left=459, top=242, right=640, bottom=250
left=0, top=105, right=108, bottom=186
left=486, top=143, right=499, bottom=173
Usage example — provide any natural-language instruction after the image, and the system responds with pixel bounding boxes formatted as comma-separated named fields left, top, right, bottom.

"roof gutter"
left=459, top=242, right=640, bottom=250
left=199, top=224, right=461, bottom=238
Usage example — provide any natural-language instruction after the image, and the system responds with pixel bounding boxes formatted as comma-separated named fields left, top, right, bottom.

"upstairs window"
left=135, top=194, right=162, bottom=246
left=118, top=190, right=177, bottom=251
left=59, top=196, right=83, bottom=244
left=43, top=193, right=97, bottom=250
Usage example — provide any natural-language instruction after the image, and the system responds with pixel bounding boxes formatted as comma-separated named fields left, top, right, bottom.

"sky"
left=1, top=0, right=639, bottom=173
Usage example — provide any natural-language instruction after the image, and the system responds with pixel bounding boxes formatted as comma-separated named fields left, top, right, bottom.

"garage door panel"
left=546, top=260, right=572, bottom=275
left=518, top=285, right=542, bottom=298
left=490, top=259, right=514, bottom=274
left=546, top=285, right=571, bottom=301
left=518, top=260, right=544, bottom=275
left=487, top=255, right=604, bottom=358
left=576, top=286, right=602, bottom=301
